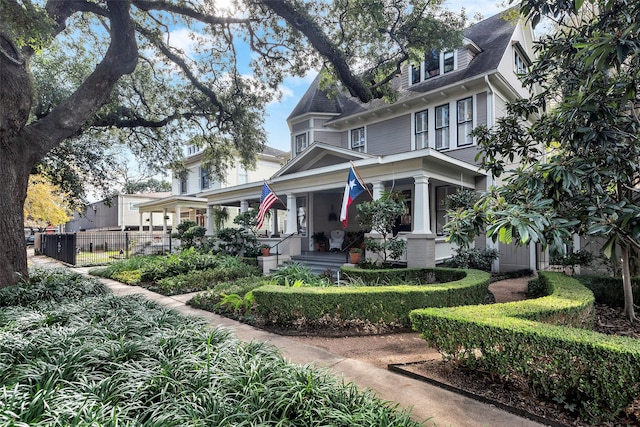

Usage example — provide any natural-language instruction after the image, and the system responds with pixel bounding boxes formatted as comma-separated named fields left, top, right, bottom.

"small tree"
left=357, top=192, right=407, bottom=265
left=172, top=220, right=206, bottom=249
left=217, top=209, right=261, bottom=257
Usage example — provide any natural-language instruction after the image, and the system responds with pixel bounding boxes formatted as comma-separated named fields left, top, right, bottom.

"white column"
left=149, top=211, right=154, bottom=232
left=286, top=193, right=297, bottom=234
left=240, top=200, right=249, bottom=213
left=206, top=205, right=214, bottom=235
left=413, top=173, right=431, bottom=234
left=371, top=180, right=384, bottom=200
left=162, top=208, right=168, bottom=234
left=174, top=205, right=181, bottom=226
left=139, top=212, right=144, bottom=232
left=270, top=209, right=278, bottom=236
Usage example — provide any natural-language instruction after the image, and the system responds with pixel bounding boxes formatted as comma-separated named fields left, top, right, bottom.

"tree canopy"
left=23, top=174, right=73, bottom=230
left=445, top=0, right=640, bottom=320
left=0, top=0, right=465, bottom=286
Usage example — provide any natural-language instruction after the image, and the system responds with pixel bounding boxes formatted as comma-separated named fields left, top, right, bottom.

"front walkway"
left=27, top=252, right=542, bottom=427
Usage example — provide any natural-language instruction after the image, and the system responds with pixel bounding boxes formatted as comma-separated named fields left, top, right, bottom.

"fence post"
left=125, top=232, right=130, bottom=259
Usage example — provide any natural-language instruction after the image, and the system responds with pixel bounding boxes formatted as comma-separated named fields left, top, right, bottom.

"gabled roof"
left=288, top=8, right=518, bottom=122
left=274, top=142, right=373, bottom=177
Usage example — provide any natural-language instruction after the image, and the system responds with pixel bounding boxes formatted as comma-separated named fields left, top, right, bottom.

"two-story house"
left=65, top=192, right=171, bottom=232
left=137, top=144, right=288, bottom=235
left=199, top=9, right=538, bottom=271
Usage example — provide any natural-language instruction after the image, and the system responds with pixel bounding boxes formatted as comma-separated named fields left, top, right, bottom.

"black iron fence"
left=41, top=232, right=175, bottom=266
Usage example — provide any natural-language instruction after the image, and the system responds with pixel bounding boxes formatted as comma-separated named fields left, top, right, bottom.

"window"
left=238, top=166, right=248, bottom=184
left=295, top=133, right=308, bottom=154
left=424, top=50, right=440, bottom=79
left=350, top=127, right=365, bottom=152
left=443, top=51, right=454, bottom=73
left=457, top=98, right=473, bottom=146
left=435, top=104, right=450, bottom=150
left=200, top=166, right=210, bottom=190
left=128, top=202, right=138, bottom=211
left=411, top=65, right=421, bottom=84
left=415, top=109, right=428, bottom=149
left=514, top=50, right=528, bottom=74
left=436, top=186, right=457, bottom=235
left=180, top=176, right=188, bottom=194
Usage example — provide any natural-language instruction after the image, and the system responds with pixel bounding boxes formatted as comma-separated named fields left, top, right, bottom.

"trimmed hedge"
left=340, top=266, right=466, bottom=285
left=251, top=268, right=490, bottom=329
left=576, top=274, right=640, bottom=307
left=410, top=272, right=640, bottom=422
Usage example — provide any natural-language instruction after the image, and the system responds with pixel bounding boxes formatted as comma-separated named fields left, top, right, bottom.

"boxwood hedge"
left=410, top=271, right=640, bottom=422
left=251, top=268, right=490, bottom=329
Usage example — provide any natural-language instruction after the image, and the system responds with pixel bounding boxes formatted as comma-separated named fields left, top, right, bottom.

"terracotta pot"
left=349, top=252, right=361, bottom=264
left=261, top=247, right=271, bottom=257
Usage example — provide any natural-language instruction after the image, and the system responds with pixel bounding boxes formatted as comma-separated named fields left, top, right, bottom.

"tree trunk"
left=0, top=1, right=138, bottom=288
left=620, top=244, right=636, bottom=322
left=0, top=159, right=30, bottom=287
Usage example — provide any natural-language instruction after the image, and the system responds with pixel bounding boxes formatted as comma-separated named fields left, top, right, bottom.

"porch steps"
left=277, top=251, right=349, bottom=278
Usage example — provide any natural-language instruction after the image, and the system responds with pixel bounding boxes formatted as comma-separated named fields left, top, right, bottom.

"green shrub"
left=0, top=267, right=109, bottom=307
left=188, top=276, right=267, bottom=314
left=252, top=268, right=489, bottom=330
left=153, top=262, right=260, bottom=295
left=575, top=275, right=640, bottom=307
left=269, top=263, right=331, bottom=287
left=112, top=269, right=142, bottom=285
left=443, top=247, right=498, bottom=272
left=0, top=279, right=421, bottom=425
left=410, top=272, right=640, bottom=422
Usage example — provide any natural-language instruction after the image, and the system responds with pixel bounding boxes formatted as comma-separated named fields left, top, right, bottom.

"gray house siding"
left=498, top=242, right=531, bottom=272
left=313, top=130, right=342, bottom=147
left=476, top=91, right=487, bottom=126
left=292, top=120, right=309, bottom=134
left=446, top=146, right=481, bottom=164
left=367, top=115, right=411, bottom=155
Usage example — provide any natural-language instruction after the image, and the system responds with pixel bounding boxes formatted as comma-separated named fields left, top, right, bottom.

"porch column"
left=148, top=211, right=154, bottom=232
left=162, top=208, right=168, bottom=234
left=240, top=200, right=249, bottom=213
left=371, top=180, right=384, bottom=200
left=413, top=173, right=432, bottom=234
left=282, top=193, right=301, bottom=257
left=285, top=194, right=297, bottom=234
left=405, top=173, right=435, bottom=268
left=205, top=204, right=214, bottom=235
left=174, top=205, right=181, bottom=226
left=139, top=212, right=144, bottom=231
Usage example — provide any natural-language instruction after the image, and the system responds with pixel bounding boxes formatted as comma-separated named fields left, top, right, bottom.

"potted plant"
left=260, top=244, right=271, bottom=257
left=311, top=231, right=327, bottom=251
left=349, top=247, right=362, bottom=264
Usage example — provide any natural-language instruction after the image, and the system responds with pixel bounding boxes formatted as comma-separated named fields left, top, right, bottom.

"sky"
left=261, top=0, right=508, bottom=152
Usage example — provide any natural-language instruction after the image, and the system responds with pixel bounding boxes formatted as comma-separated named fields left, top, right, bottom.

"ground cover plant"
left=89, top=249, right=260, bottom=295
left=0, top=267, right=423, bottom=426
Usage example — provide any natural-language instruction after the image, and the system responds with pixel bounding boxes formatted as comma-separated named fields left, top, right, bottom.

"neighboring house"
left=64, top=193, right=172, bottom=232
left=137, top=145, right=288, bottom=235
left=199, top=9, right=538, bottom=272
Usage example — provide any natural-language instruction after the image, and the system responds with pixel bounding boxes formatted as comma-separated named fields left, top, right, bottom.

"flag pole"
left=350, top=161, right=373, bottom=199
left=263, top=180, right=285, bottom=207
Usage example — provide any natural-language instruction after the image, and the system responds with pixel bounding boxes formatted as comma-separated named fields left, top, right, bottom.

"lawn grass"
left=0, top=268, right=423, bottom=426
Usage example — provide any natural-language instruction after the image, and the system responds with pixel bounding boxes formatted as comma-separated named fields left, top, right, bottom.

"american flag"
left=257, top=182, right=278, bottom=229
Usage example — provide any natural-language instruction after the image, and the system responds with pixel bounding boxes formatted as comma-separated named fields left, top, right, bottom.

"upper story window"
left=457, top=98, right=473, bottom=146
left=180, top=176, right=188, bottom=194
left=186, top=145, right=199, bottom=155
left=411, top=50, right=455, bottom=85
left=435, top=104, right=450, bottom=150
left=415, top=109, right=428, bottom=149
left=350, top=127, right=365, bottom=152
left=238, top=166, right=248, bottom=184
left=200, top=166, right=210, bottom=190
left=514, top=50, right=528, bottom=74
left=128, top=202, right=139, bottom=211
left=295, top=133, right=308, bottom=154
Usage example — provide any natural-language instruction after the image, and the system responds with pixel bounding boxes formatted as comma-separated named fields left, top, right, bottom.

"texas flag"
left=340, top=166, right=366, bottom=227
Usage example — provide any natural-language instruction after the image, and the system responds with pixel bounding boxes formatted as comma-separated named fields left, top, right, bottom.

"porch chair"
left=329, top=229, right=345, bottom=252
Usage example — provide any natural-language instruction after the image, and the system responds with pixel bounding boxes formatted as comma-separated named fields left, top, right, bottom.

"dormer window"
left=295, top=133, right=308, bottom=154
left=410, top=50, right=456, bottom=85
left=513, top=42, right=531, bottom=76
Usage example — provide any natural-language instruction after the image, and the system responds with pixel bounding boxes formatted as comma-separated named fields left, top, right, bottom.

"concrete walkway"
left=28, top=254, right=546, bottom=427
